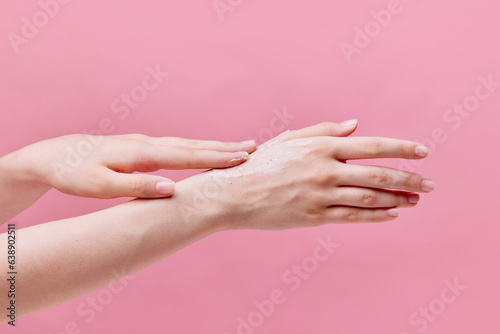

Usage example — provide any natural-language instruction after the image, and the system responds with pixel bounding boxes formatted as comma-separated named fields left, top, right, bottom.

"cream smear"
left=208, top=132, right=312, bottom=181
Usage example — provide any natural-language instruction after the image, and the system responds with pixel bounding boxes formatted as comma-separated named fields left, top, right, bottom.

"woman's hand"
left=0, top=121, right=433, bottom=317
left=14, top=134, right=257, bottom=199
left=174, top=121, right=434, bottom=230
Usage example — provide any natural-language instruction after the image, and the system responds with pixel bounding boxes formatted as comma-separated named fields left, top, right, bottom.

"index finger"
left=329, top=137, right=429, bottom=160
left=145, top=136, right=257, bottom=153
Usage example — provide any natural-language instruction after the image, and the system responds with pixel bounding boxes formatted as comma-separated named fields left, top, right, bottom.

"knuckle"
left=132, top=144, right=158, bottom=170
left=365, top=138, right=383, bottom=155
left=371, top=210, right=381, bottom=221
left=311, top=165, right=335, bottom=184
left=400, top=142, right=413, bottom=158
left=89, top=176, right=110, bottom=199
left=184, top=148, right=197, bottom=168
left=132, top=175, right=148, bottom=197
left=330, top=191, right=341, bottom=205
left=127, top=133, right=148, bottom=142
left=319, top=122, right=336, bottom=135
left=372, top=170, right=390, bottom=187
left=305, top=204, right=324, bottom=220
left=394, top=194, right=404, bottom=207
left=344, top=208, right=360, bottom=222
left=405, top=173, right=421, bottom=190
left=308, top=139, right=327, bottom=156
left=361, top=192, right=378, bottom=206
left=305, top=212, right=326, bottom=228
left=309, top=190, right=326, bottom=205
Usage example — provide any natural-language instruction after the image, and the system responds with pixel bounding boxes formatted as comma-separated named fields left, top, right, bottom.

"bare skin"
left=0, top=121, right=434, bottom=322
left=0, top=134, right=256, bottom=224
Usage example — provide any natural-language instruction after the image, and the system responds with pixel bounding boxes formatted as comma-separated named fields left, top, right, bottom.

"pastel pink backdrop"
left=1, top=0, right=499, bottom=333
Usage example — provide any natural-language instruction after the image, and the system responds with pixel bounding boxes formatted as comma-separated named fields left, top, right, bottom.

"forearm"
left=0, top=179, right=223, bottom=321
left=0, top=123, right=433, bottom=322
left=0, top=148, right=51, bottom=225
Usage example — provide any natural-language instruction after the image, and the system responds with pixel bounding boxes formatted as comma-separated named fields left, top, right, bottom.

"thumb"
left=105, top=172, right=175, bottom=198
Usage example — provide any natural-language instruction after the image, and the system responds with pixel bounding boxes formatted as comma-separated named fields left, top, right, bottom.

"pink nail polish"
left=421, top=180, right=435, bottom=192
left=407, top=194, right=420, bottom=204
left=340, top=119, right=358, bottom=127
left=239, top=140, right=255, bottom=151
left=156, top=181, right=175, bottom=195
left=240, top=140, right=255, bottom=147
left=387, top=209, right=399, bottom=217
left=415, top=145, right=429, bottom=157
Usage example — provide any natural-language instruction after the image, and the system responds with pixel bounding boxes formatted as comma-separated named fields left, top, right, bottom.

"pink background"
left=1, top=0, right=499, bottom=333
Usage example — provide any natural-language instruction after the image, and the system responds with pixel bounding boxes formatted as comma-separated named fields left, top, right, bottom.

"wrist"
left=0, top=147, right=51, bottom=191
left=172, top=174, right=236, bottom=234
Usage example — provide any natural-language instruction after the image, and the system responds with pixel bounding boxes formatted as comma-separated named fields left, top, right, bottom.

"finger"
left=145, top=136, right=256, bottom=153
left=285, top=120, right=358, bottom=141
left=330, top=187, right=420, bottom=208
left=335, top=164, right=435, bottom=193
left=330, top=137, right=429, bottom=160
left=325, top=206, right=400, bottom=224
left=139, top=146, right=251, bottom=170
left=103, top=172, right=176, bottom=198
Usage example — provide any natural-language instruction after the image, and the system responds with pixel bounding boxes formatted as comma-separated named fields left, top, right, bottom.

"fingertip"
left=155, top=180, right=175, bottom=196
left=386, top=208, right=399, bottom=217
left=338, top=119, right=358, bottom=137
left=420, top=179, right=435, bottom=193
left=239, top=140, right=256, bottom=153
left=228, top=151, right=250, bottom=165
left=415, top=145, right=429, bottom=158
left=407, top=193, right=420, bottom=204
left=340, top=119, right=358, bottom=127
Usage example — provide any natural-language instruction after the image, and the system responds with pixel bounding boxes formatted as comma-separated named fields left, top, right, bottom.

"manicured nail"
left=229, top=151, right=249, bottom=163
left=415, top=145, right=429, bottom=158
left=156, top=181, right=175, bottom=195
left=387, top=208, right=399, bottom=217
left=340, top=119, right=358, bottom=127
left=407, top=194, right=420, bottom=204
left=421, top=180, right=435, bottom=192
left=240, top=140, right=255, bottom=150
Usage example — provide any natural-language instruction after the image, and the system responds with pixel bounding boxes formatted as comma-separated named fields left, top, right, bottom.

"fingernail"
left=407, top=194, right=420, bottom=204
left=421, top=180, right=435, bottom=192
left=229, top=151, right=249, bottom=163
left=387, top=208, right=399, bottom=217
left=340, top=119, right=358, bottom=127
left=415, top=145, right=429, bottom=157
left=240, top=140, right=255, bottom=150
left=156, top=181, right=175, bottom=195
